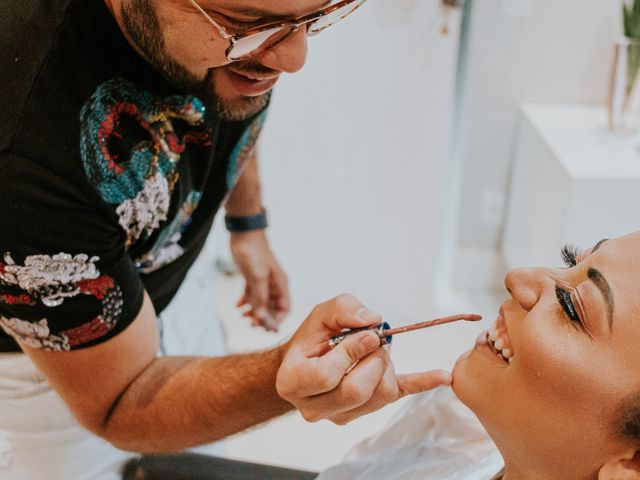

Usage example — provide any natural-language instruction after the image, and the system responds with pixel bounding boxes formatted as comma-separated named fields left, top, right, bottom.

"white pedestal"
left=502, top=104, right=640, bottom=269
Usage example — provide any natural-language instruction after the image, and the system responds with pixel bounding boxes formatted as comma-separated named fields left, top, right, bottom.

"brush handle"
left=328, top=322, right=392, bottom=348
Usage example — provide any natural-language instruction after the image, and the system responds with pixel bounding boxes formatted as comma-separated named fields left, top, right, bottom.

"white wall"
left=258, top=0, right=462, bottom=321
left=452, top=0, right=622, bottom=289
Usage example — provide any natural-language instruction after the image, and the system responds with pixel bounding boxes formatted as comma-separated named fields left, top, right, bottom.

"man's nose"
left=256, top=27, right=308, bottom=73
left=504, top=267, right=553, bottom=312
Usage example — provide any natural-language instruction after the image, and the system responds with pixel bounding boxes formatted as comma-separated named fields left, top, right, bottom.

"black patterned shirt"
left=0, top=0, right=268, bottom=352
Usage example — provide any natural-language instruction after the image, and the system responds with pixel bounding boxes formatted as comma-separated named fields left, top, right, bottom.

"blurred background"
left=203, top=0, right=640, bottom=472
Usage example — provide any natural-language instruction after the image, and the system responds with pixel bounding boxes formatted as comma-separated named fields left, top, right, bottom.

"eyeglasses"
left=187, top=0, right=367, bottom=62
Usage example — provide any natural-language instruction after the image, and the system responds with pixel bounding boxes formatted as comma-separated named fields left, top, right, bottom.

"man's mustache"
left=227, top=61, right=279, bottom=77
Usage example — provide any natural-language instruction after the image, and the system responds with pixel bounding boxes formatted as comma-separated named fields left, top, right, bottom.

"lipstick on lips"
left=328, top=313, right=482, bottom=348
left=475, top=312, right=514, bottom=364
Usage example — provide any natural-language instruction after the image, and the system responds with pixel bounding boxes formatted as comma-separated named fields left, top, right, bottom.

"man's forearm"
left=102, top=345, right=293, bottom=453
left=225, top=150, right=263, bottom=216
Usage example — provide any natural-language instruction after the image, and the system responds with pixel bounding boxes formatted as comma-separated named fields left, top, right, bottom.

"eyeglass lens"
left=228, top=0, right=364, bottom=60
left=228, top=26, right=295, bottom=60
left=307, top=1, right=364, bottom=35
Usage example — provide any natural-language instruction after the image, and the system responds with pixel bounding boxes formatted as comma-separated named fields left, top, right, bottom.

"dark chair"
left=122, top=453, right=319, bottom=480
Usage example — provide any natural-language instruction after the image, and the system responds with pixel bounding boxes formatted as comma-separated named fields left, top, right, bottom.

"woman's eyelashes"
left=561, top=244, right=580, bottom=268
left=555, top=285, right=583, bottom=327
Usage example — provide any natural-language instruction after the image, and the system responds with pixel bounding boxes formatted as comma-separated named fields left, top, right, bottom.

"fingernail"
left=261, top=311, right=279, bottom=332
left=359, top=331, right=381, bottom=350
left=357, top=307, right=379, bottom=324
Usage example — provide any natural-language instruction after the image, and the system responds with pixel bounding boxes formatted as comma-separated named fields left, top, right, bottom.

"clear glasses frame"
left=187, top=0, right=367, bottom=61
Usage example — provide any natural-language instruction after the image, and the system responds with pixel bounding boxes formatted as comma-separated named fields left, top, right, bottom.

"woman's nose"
left=504, top=267, right=551, bottom=312
left=256, top=27, right=308, bottom=73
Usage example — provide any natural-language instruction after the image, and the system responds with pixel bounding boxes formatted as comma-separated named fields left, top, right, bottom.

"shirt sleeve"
left=0, top=151, right=144, bottom=351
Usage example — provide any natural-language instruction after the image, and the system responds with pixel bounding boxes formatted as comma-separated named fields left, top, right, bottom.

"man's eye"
left=555, top=285, right=582, bottom=325
left=208, top=10, right=264, bottom=29
left=225, top=17, right=261, bottom=28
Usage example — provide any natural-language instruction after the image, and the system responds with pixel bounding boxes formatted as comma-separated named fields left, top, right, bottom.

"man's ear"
left=599, top=450, right=640, bottom=480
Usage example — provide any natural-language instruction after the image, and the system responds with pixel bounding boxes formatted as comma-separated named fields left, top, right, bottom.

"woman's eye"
left=555, top=285, right=582, bottom=325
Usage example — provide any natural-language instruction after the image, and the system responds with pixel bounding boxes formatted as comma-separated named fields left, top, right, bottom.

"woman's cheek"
left=516, top=323, right=599, bottom=411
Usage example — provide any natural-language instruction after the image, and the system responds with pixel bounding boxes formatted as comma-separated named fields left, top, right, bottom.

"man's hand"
left=276, top=294, right=452, bottom=425
left=230, top=230, right=290, bottom=331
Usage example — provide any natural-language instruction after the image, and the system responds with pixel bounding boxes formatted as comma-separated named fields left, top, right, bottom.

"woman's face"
left=452, top=232, right=640, bottom=479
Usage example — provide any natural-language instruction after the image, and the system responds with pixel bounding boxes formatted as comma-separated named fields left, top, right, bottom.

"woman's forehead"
left=586, top=232, right=640, bottom=264
left=592, top=233, right=640, bottom=336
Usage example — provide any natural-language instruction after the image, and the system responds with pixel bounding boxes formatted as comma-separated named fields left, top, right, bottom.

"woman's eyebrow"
left=591, top=238, right=609, bottom=254
left=587, top=267, right=614, bottom=331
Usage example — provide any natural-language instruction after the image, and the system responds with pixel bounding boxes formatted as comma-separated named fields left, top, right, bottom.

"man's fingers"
left=396, top=369, right=452, bottom=397
left=326, top=370, right=451, bottom=425
left=271, top=275, right=291, bottom=317
left=279, top=331, right=381, bottom=399
left=321, top=330, right=381, bottom=377
left=329, top=385, right=396, bottom=425
left=236, top=290, right=249, bottom=308
left=301, top=294, right=382, bottom=332
left=270, top=300, right=288, bottom=323
left=323, top=357, right=397, bottom=424
left=297, top=349, right=389, bottom=420
left=249, top=273, right=269, bottom=312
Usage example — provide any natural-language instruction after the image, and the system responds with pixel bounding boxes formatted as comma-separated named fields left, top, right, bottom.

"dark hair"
left=619, top=392, right=640, bottom=444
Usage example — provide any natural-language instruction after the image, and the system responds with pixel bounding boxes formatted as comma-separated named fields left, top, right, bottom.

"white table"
left=502, top=104, right=640, bottom=269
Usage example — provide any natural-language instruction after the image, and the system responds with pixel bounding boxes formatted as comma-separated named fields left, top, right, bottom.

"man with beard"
left=0, top=1, right=451, bottom=479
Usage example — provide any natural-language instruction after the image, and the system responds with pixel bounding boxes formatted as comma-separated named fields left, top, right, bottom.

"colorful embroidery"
left=61, top=317, right=112, bottom=347
left=0, top=317, right=69, bottom=352
left=135, top=191, right=202, bottom=273
left=115, top=170, right=171, bottom=242
left=226, top=109, right=268, bottom=189
left=0, top=252, right=101, bottom=307
left=0, top=252, right=123, bottom=351
left=80, top=78, right=212, bottom=245
left=0, top=294, right=35, bottom=306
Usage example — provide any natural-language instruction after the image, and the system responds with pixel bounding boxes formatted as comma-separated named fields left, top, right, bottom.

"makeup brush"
left=328, top=313, right=482, bottom=348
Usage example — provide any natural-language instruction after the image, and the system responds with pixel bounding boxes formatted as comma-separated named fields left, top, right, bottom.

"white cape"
left=317, top=388, right=504, bottom=480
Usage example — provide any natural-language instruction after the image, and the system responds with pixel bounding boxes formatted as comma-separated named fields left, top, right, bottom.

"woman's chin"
left=450, top=349, right=473, bottom=397
left=450, top=347, right=493, bottom=412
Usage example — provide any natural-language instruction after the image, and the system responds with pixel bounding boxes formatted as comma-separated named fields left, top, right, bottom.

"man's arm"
left=21, top=292, right=293, bottom=453
left=20, top=291, right=449, bottom=453
left=225, top=150, right=290, bottom=330
left=225, top=150, right=263, bottom=217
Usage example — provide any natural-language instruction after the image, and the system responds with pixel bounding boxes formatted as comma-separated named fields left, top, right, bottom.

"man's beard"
left=120, top=0, right=270, bottom=121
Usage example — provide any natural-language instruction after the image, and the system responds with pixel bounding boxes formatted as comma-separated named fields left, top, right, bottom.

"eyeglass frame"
left=186, top=0, right=367, bottom=61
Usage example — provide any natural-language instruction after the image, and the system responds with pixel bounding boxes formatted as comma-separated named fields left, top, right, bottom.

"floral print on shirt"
left=0, top=252, right=123, bottom=351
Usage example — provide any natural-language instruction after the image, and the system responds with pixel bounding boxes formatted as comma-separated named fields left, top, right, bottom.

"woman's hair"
left=619, top=392, right=640, bottom=444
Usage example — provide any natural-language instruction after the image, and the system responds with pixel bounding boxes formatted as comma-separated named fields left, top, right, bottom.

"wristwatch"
left=224, top=209, right=268, bottom=232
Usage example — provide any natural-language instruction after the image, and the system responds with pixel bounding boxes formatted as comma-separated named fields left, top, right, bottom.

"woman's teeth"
left=488, top=327, right=514, bottom=364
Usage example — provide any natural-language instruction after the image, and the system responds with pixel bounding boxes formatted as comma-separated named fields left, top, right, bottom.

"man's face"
left=119, top=0, right=324, bottom=120
left=452, top=232, right=640, bottom=478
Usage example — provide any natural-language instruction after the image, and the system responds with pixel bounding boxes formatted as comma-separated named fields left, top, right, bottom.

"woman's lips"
left=474, top=331, right=509, bottom=365
left=474, top=308, right=514, bottom=366
left=225, top=69, right=279, bottom=97
left=490, top=311, right=513, bottom=358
